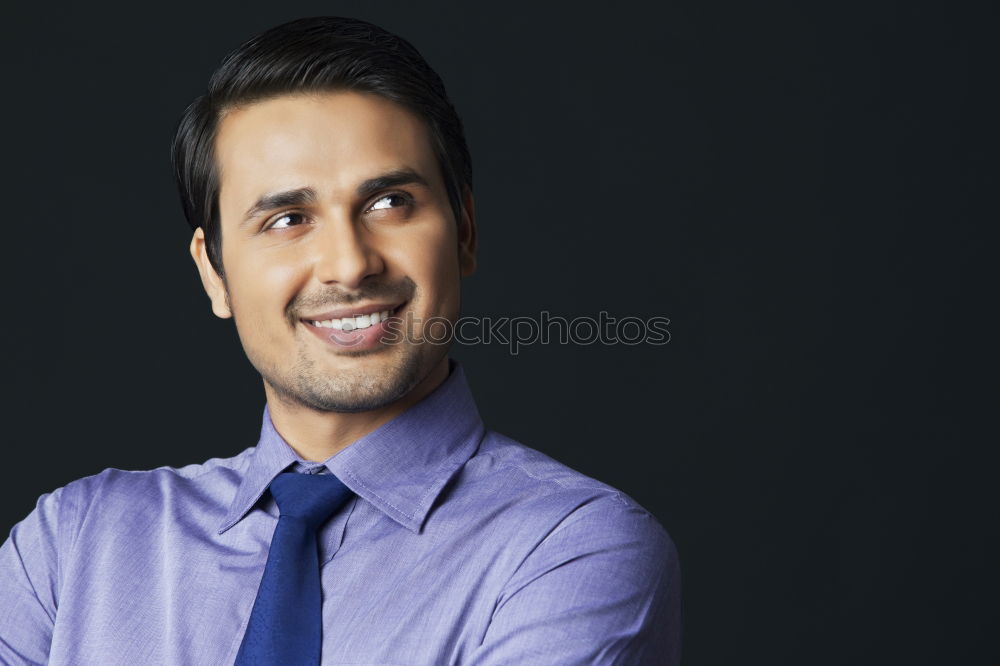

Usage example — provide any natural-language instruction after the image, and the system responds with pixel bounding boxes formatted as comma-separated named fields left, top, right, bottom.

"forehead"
left=214, top=91, right=440, bottom=215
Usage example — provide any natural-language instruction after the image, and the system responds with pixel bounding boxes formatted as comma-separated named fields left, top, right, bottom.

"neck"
left=263, top=356, right=450, bottom=462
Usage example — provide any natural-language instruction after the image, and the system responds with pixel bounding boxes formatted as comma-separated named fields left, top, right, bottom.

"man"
left=0, top=16, right=680, bottom=665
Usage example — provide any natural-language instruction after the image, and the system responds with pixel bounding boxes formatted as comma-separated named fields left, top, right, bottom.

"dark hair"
left=171, top=16, right=473, bottom=278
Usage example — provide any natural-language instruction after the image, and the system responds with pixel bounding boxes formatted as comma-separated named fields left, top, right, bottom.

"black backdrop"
left=1, top=1, right=995, bottom=664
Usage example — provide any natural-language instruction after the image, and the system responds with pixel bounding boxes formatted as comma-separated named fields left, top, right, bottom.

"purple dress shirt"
left=0, top=360, right=681, bottom=665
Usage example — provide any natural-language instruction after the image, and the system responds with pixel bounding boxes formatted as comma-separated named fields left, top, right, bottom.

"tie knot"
left=268, top=472, right=353, bottom=530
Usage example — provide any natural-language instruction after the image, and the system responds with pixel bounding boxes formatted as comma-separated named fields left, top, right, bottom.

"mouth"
left=300, top=301, right=406, bottom=332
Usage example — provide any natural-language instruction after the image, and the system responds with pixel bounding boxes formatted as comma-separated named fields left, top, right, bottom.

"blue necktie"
left=235, top=472, right=354, bottom=666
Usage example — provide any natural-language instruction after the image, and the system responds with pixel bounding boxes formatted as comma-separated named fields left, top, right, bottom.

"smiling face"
left=190, top=91, right=476, bottom=413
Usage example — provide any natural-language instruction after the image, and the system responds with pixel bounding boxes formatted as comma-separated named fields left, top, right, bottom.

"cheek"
left=391, top=224, right=460, bottom=303
left=224, top=249, right=307, bottom=328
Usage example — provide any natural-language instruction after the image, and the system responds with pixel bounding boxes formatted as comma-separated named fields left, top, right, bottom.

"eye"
left=267, top=212, right=308, bottom=230
left=368, top=192, right=413, bottom=212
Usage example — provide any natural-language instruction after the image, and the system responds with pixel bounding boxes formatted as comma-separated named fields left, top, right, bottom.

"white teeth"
left=310, top=309, right=393, bottom=330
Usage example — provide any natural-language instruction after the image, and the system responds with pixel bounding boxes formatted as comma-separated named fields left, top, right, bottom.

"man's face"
left=192, top=91, right=475, bottom=413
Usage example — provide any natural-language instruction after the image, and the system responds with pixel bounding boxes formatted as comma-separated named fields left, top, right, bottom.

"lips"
left=301, top=310, right=398, bottom=350
left=301, top=301, right=405, bottom=323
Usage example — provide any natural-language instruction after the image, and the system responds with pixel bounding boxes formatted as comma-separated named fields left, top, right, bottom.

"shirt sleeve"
left=0, top=488, right=65, bottom=665
left=471, top=493, right=682, bottom=665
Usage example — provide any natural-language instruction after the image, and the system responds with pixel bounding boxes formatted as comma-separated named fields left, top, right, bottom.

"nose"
left=311, top=218, right=384, bottom=289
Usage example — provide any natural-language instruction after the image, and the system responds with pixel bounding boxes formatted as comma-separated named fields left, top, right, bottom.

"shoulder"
left=472, top=430, right=663, bottom=513
left=60, top=447, right=251, bottom=495
left=466, top=433, right=681, bottom=662
left=465, top=430, right=677, bottom=562
left=32, top=448, right=254, bottom=536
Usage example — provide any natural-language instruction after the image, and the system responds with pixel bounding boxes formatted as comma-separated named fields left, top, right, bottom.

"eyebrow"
left=356, top=167, right=429, bottom=199
left=241, top=168, right=431, bottom=225
left=242, top=187, right=317, bottom=224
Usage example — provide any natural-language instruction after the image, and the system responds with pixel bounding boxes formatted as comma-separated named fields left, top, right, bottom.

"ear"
left=457, top=187, right=477, bottom=277
left=189, top=227, right=233, bottom=319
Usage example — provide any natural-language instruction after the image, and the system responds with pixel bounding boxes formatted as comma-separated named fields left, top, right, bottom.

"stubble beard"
left=254, top=335, right=446, bottom=414
left=223, top=272, right=445, bottom=413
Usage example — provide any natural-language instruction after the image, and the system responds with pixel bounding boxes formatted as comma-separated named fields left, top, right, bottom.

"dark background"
left=1, top=0, right=995, bottom=664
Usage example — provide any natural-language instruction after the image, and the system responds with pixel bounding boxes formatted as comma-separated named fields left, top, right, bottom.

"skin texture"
left=190, top=91, right=477, bottom=461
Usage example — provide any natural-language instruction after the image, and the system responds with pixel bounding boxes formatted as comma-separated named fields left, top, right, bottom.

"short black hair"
left=171, top=16, right=473, bottom=278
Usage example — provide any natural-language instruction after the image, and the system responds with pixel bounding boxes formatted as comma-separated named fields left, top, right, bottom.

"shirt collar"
left=218, top=359, right=484, bottom=535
